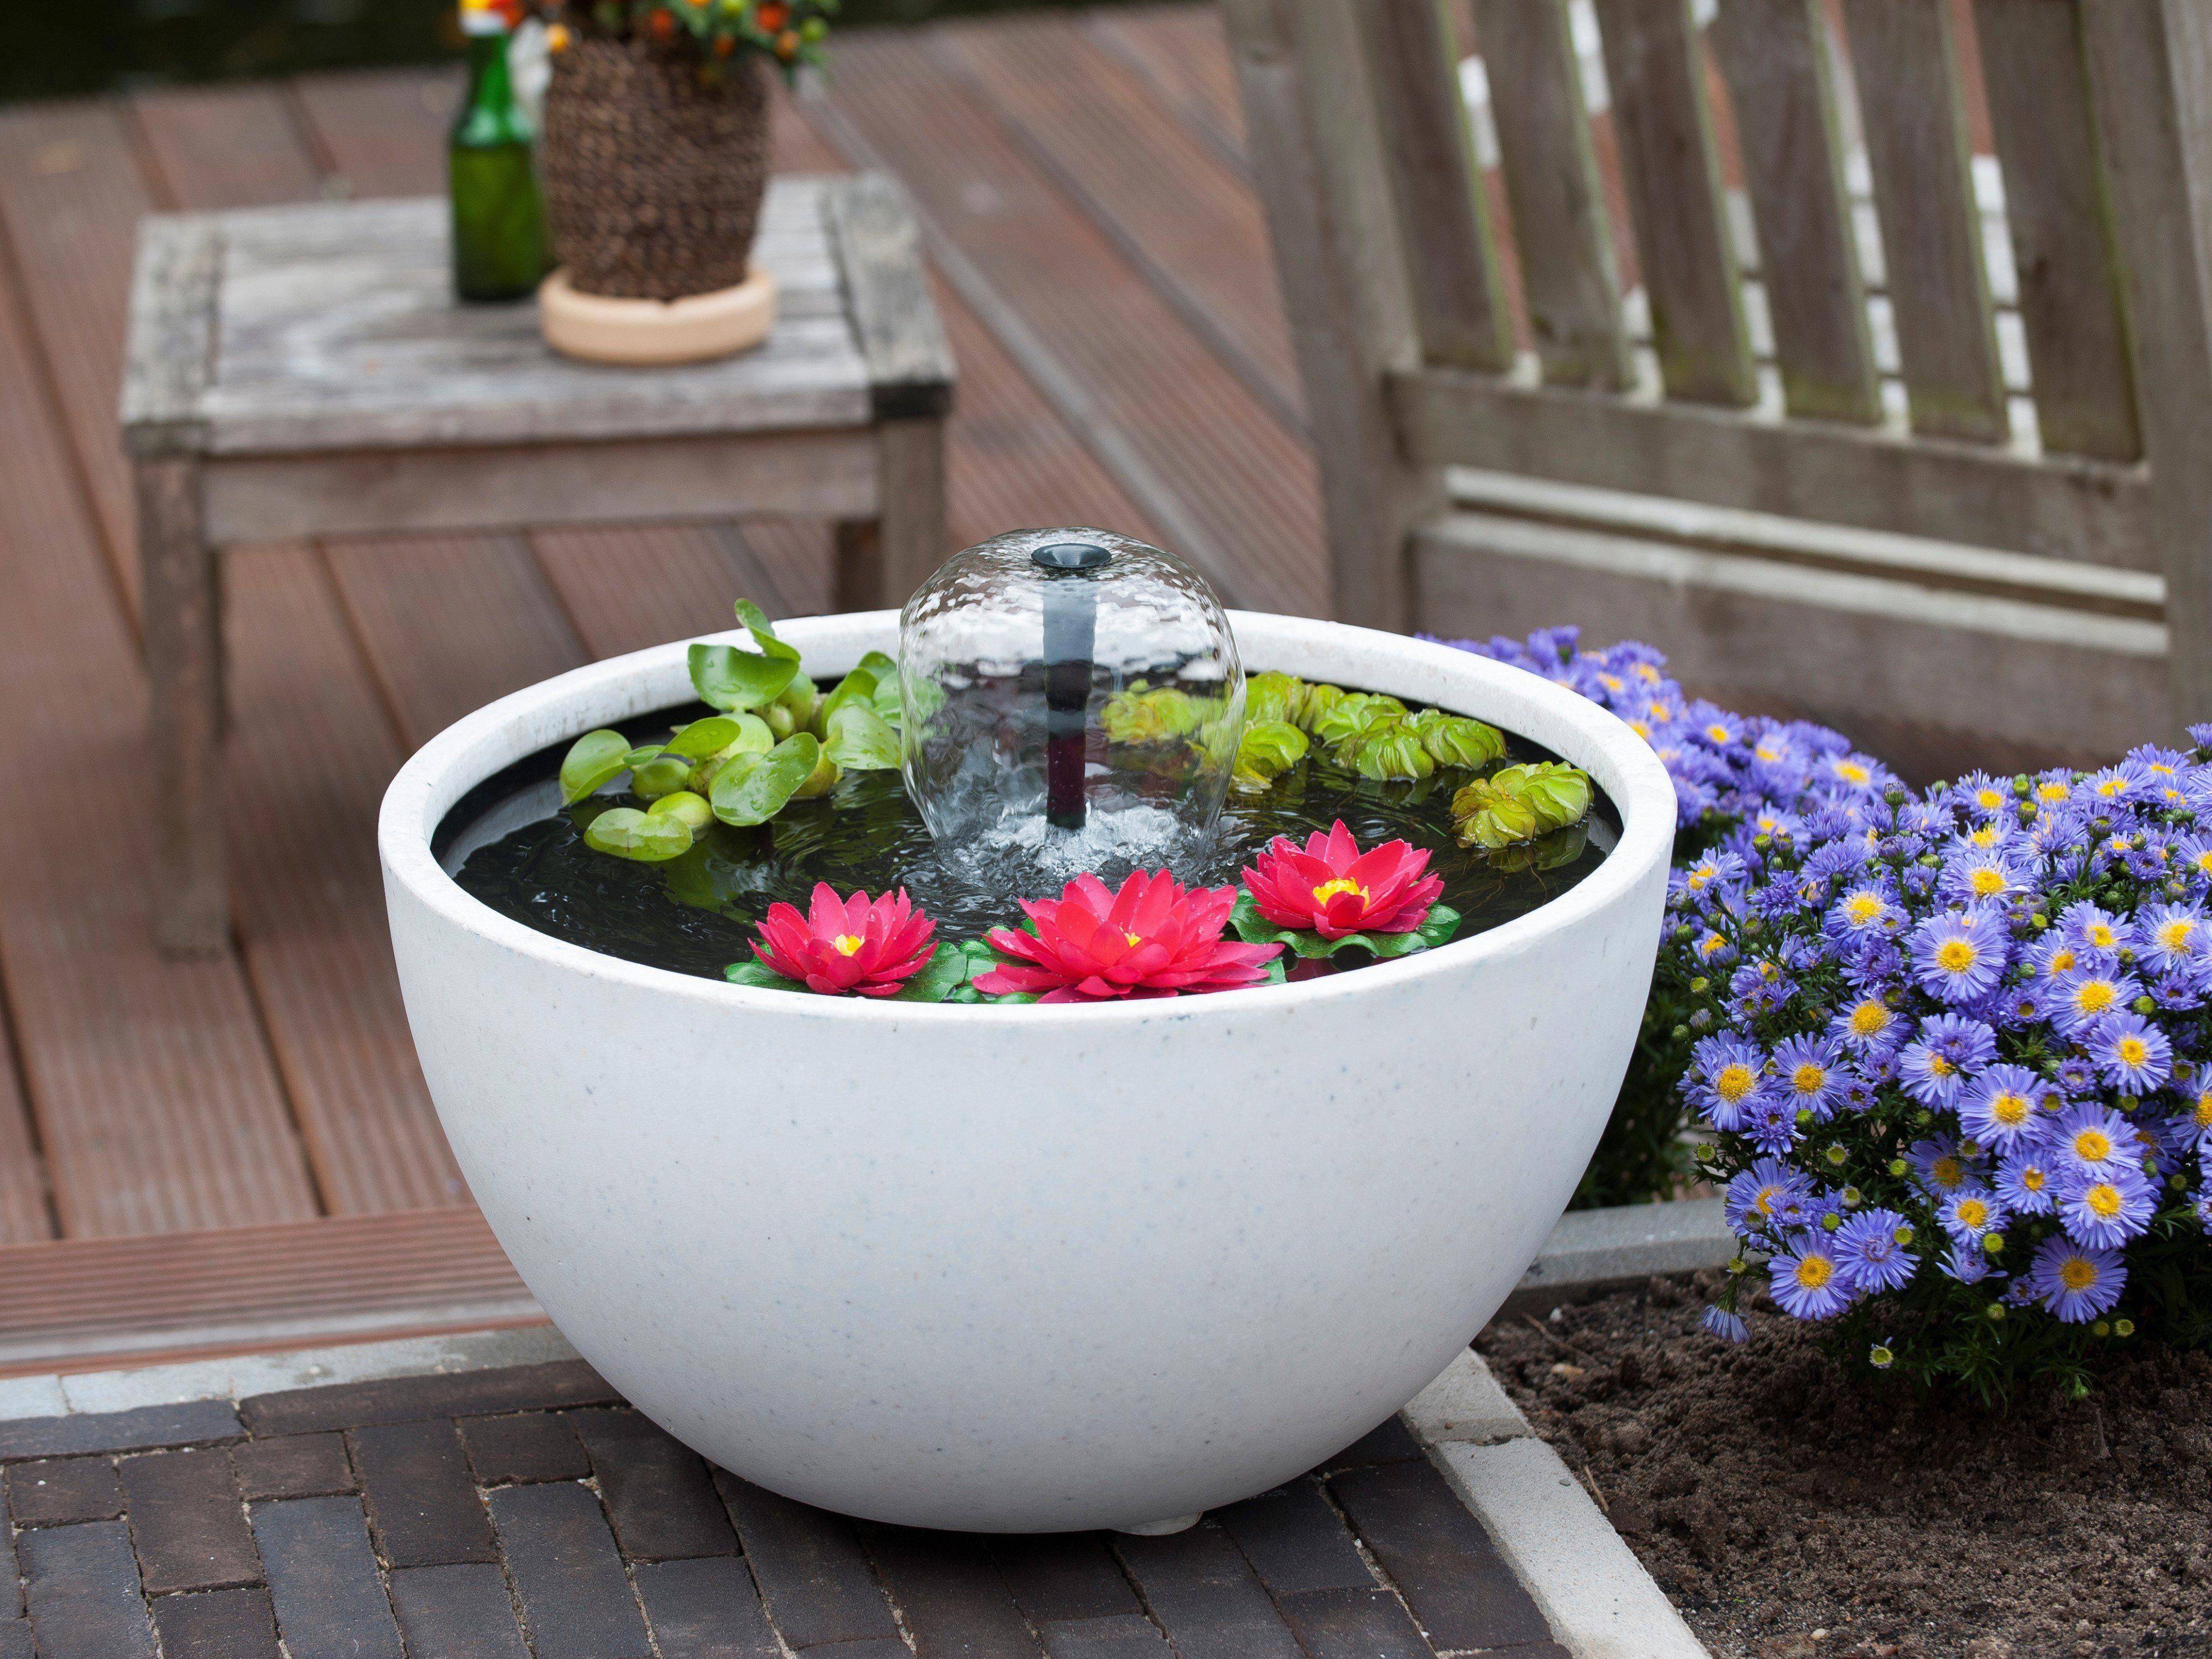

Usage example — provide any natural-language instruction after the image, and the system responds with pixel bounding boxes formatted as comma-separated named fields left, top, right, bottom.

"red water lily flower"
left=974, top=870, right=1283, bottom=1003
left=1241, top=820, right=1444, bottom=941
left=752, top=884, right=937, bottom=996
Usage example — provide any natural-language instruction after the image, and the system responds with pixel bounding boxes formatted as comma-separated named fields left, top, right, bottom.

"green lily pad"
left=583, top=806, right=693, bottom=862
left=894, top=942, right=971, bottom=1002
left=815, top=666, right=878, bottom=733
left=1228, top=894, right=1461, bottom=960
left=734, top=598, right=802, bottom=662
left=665, top=716, right=743, bottom=759
left=560, top=729, right=633, bottom=805
left=724, top=959, right=804, bottom=991
left=709, top=734, right=821, bottom=827
left=823, top=701, right=901, bottom=771
left=689, top=641, right=798, bottom=713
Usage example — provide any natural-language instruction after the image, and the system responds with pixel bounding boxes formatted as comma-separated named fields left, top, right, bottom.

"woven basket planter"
left=540, top=35, right=771, bottom=315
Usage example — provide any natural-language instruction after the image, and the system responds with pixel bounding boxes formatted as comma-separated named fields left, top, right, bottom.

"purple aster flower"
left=2048, top=968, right=2144, bottom=1036
left=2090, top=1011, right=2174, bottom=1093
left=2171, top=834, right=2212, bottom=886
left=2057, top=901, right=2134, bottom=964
left=1939, top=843, right=2029, bottom=909
left=1700, top=1305, right=1749, bottom=1343
left=1908, top=1136, right=1979, bottom=1195
left=2051, top=1102, right=2138, bottom=1175
left=1745, top=1095, right=1801, bottom=1153
left=1833, top=1208, right=1918, bottom=1293
left=1961, top=1063, right=2044, bottom=1150
left=1996, top=1151, right=2058, bottom=1216
left=1772, top=1036, right=1845, bottom=1120
left=1688, top=1035, right=1767, bottom=1130
left=2057, top=1164, right=2158, bottom=1249
left=1724, top=1157, right=1804, bottom=1234
left=1937, top=1186, right=2008, bottom=1244
left=1825, top=881, right=1904, bottom=943
left=1829, top=993, right=1903, bottom=1056
left=2141, top=902, right=2209, bottom=972
left=2054, top=1055, right=2099, bottom=1094
left=1910, top=909, right=2010, bottom=1004
left=1898, top=1014, right=1996, bottom=1109
left=1769, top=1241, right=1853, bottom=1319
left=2027, top=1237, right=2126, bottom=1322
left=1939, top=1241, right=2000, bottom=1285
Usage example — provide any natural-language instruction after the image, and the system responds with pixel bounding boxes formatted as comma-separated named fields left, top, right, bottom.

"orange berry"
left=776, top=28, right=799, bottom=55
left=757, top=2, right=787, bottom=29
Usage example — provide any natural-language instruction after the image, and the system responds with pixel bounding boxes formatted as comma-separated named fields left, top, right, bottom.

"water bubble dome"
left=898, top=526, right=1245, bottom=891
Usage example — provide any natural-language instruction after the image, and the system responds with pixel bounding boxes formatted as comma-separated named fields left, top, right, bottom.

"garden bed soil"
left=1476, top=1273, right=2212, bottom=1659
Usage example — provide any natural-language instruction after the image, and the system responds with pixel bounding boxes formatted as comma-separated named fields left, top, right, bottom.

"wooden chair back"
left=1225, top=0, right=2212, bottom=758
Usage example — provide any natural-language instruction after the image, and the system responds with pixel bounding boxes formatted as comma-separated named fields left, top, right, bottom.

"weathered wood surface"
left=825, top=172, right=957, bottom=420
left=1414, top=508, right=2165, bottom=771
left=1710, top=0, right=1880, bottom=423
left=1394, top=364, right=2152, bottom=569
left=1360, top=0, right=1513, bottom=373
left=141, top=186, right=874, bottom=456
left=1841, top=0, right=2010, bottom=442
left=1469, top=0, right=1632, bottom=388
left=2080, top=0, right=2212, bottom=728
left=1223, top=0, right=1434, bottom=629
left=1592, top=0, right=1756, bottom=405
left=118, top=215, right=221, bottom=455
left=1972, top=0, right=2141, bottom=463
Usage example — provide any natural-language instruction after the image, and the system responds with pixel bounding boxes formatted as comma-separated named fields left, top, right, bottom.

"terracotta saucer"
left=539, top=264, right=777, bottom=365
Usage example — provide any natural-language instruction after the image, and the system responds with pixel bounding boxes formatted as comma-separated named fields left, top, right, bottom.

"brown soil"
left=1475, top=1274, right=2212, bottom=1659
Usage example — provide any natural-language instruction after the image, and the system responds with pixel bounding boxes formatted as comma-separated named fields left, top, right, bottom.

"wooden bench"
left=1225, top=0, right=2209, bottom=773
left=121, top=172, right=953, bottom=954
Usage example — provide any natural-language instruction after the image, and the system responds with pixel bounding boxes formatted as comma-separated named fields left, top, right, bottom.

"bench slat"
left=1469, top=0, right=1632, bottom=388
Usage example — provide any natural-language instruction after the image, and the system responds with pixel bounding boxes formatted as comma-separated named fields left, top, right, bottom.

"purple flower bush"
left=1666, top=743, right=2212, bottom=1391
left=1442, top=627, right=1897, bottom=1206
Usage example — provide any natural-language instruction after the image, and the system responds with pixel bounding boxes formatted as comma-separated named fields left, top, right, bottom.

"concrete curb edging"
left=1400, top=1352, right=1709, bottom=1659
left=1503, top=1196, right=1733, bottom=1318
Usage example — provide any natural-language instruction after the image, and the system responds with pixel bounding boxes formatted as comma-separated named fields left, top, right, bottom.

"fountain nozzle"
left=1034, top=541, right=1111, bottom=830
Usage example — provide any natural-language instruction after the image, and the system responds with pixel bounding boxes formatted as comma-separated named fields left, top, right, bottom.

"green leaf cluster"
left=1100, top=681, right=1203, bottom=744
left=1232, top=720, right=1308, bottom=790
left=1450, top=761, right=1593, bottom=849
left=1239, top=672, right=1509, bottom=785
left=1227, top=894, right=1461, bottom=960
left=557, top=601, right=908, bottom=861
left=724, top=939, right=972, bottom=1002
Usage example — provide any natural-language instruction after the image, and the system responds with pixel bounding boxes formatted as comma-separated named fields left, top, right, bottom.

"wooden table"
left=121, top=174, right=953, bottom=954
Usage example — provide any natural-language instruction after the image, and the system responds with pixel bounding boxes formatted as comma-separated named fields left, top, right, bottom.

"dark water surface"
left=442, top=698, right=1616, bottom=983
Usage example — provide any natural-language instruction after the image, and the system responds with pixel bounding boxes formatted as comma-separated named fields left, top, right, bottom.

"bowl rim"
left=378, top=609, right=1677, bottom=1025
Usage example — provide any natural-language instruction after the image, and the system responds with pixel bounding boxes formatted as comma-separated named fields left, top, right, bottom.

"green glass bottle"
left=449, top=2, right=546, bottom=303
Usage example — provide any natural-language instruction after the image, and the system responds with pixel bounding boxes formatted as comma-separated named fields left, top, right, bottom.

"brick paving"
left=0, top=1360, right=1564, bottom=1657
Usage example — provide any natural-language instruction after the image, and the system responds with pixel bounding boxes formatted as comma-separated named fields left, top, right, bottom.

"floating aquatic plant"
left=1234, top=821, right=1459, bottom=959
left=967, top=871, right=1284, bottom=1003
left=726, top=884, right=958, bottom=999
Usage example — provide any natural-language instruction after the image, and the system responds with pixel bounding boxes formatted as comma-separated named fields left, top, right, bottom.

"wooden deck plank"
left=0, top=1005, right=54, bottom=1245
left=1085, top=3, right=1249, bottom=162
left=0, top=247, right=320, bottom=1237
left=0, top=102, right=158, bottom=611
left=133, top=71, right=467, bottom=1220
left=815, top=29, right=1327, bottom=615
left=940, top=13, right=1304, bottom=427
left=0, top=1207, right=533, bottom=1376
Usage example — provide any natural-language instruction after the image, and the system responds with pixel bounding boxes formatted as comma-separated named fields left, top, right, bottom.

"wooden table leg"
left=837, top=416, right=948, bottom=614
left=137, top=456, right=228, bottom=956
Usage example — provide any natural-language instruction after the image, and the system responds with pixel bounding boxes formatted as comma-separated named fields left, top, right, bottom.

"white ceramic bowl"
left=380, top=612, right=1674, bottom=1532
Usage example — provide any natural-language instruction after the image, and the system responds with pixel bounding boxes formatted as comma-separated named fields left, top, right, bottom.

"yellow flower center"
left=2060, top=1257, right=2098, bottom=1292
left=1931, top=1156, right=1964, bottom=1190
left=2074, top=980, right=2117, bottom=1016
left=2117, top=1036, right=2149, bottom=1067
left=1124, top=932, right=1144, bottom=948
left=1311, top=878, right=1368, bottom=907
left=2096, top=778, right=2122, bottom=797
left=2038, top=780, right=2070, bottom=801
left=1794, top=1255, right=1834, bottom=1290
left=1936, top=939, right=1979, bottom=973
left=1791, top=1063, right=1827, bottom=1096
left=2074, top=1129, right=2113, bottom=1162
left=2161, top=919, right=2196, bottom=952
left=2022, top=1167, right=2046, bottom=1193
left=2196, top=1093, right=2212, bottom=1130
left=1714, top=1064, right=1757, bottom=1104
left=1834, top=761, right=1871, bottom=785
left=1706, top=724, right=1731, bottom=743
left=1975, top=787, right=2004, bottom=810
left=2086, top=1183, right=2123, bottom=1219
left=1968, top=825, right=2000, bottom=848
left=1969, top=868, right=2007, bottom=896
left=2198, top=851, right=2212, bottom=875
left=1990, top=1092, right=2030, bottom=1127
left=1928, top=1055, right=1957, bottom=1079
left=1955, top=1198, right=1989, bottom=1229
left=1687, top=865, right=1715, bottom=890
left=2087, top=923, right=2116, bottom=948
left=1850, top=1001, right=1891, bottom=1036
left=1698, top=932, right=1727, bottom=959
left=833, top=935, right=864, bottom=957
left=1845, top=893, right=1884, bottom=925
left=1754, top=1185, right=1781, bottom=1215
left=2044, top=947, right=2077, bottom=977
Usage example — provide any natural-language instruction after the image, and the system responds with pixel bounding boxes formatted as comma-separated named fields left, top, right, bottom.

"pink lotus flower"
left=752, top=884, right=937, bottom=996
left=974, top=870, right=1283, bottom=1003
left=1241, top=820, right=1444, bottom=940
